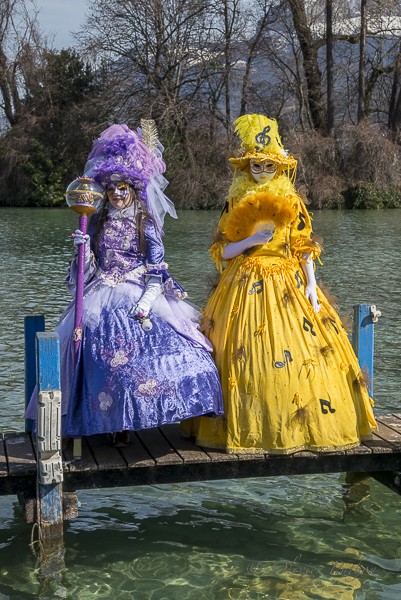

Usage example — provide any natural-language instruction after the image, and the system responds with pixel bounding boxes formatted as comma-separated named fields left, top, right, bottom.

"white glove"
left=222, top=230, right=274, bottom=260
left=72, top=229, right=89, bottom=247
left=301, top=255, right=320, bottom=313
left=72, top=229, right=91, bottom=272
left=131, top=278, right=163, bottom=318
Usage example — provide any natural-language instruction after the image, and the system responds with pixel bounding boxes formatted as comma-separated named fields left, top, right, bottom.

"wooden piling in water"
left=35, top=331, right=64, bottom=541
left=352, top=304, right=381, bottom=396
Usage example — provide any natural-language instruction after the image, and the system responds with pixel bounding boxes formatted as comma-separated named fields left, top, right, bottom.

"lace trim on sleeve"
left=210, top=241, right=228, bottom=273
left=292, top=238, right=322, bottom=262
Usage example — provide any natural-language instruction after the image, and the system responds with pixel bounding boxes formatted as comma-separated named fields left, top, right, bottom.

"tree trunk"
left=288, top=0, right=326, bottom=132
left=326, top=0, right=334, bottom=133
left=223, top=0, right=232, bottom=133
left=388, top=43, right=401, bottom=142
left=357, top=0, right=367, bottom=122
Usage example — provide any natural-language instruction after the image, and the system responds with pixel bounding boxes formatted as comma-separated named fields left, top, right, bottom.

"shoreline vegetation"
left=1, top=2, right=401, bottom=210
left=2, top=121, right=401, bottom=211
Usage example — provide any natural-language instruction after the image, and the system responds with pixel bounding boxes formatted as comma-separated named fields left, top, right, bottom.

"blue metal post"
left=24, top=315, right=45, bottom=432
left=36, top=331, right=64, bottom=540
left=352, top=304, right=375, bottom=397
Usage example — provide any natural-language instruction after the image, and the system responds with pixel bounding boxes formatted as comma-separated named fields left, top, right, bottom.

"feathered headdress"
left=83, top=122, right=177, bottom=228
left=229, top=114, right=297, bottom=175
left=83, top=123, right=165, bottom=188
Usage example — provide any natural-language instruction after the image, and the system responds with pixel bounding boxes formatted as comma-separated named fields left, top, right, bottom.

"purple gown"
left=26, top=207, right=223, bottom=436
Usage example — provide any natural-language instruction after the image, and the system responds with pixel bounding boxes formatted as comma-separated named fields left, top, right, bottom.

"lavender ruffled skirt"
left=26, top=279, right=223, bottom=436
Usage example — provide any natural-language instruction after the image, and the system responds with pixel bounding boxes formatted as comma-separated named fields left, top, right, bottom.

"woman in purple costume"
left=26, top=123, right=223, bottom=444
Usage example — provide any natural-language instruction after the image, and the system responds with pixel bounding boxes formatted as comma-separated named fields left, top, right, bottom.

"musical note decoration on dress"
left=327, top=317, right=339, bottom=334
left=221, top=201, right=229, bottom=215
left=274, top=349, right=293, bottom=368
left=248, top=280, right=264, bottom=295
left=294, top=271, right=303, bottom=288
left=319, top=398, right=336, bottom=414
left=298, top=212, right=306, bottom=230
left=302, top=316, right=317, bottom=336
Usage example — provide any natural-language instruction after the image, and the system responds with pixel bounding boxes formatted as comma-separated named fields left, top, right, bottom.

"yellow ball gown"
left=181, top=177, right=376, bottom=454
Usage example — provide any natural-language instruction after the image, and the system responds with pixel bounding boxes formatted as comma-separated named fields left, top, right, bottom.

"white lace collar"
left=106, top=202, right=137, bottom=220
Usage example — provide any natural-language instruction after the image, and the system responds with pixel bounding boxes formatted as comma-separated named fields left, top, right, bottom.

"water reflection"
left=2, top=475, right=401, bottom=598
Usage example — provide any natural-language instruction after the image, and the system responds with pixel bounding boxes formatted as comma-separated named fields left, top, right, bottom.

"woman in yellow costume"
left=181, top=114, right=376, bottom=454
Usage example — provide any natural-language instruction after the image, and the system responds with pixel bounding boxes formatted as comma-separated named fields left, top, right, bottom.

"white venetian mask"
left=250, top=159, right=278, bottom=183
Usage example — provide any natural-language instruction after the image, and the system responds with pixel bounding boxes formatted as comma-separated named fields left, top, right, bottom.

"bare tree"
left=238, top=0, right=280, bottom=116
left=217, top=0, right=239, bottom=130
left=287, top=0, right=327, bottom=132
left=0, top=0, right=45, bottom=128
left=388, top=41, right=401, bottom=141
left=357, top=0, right=367, bottom=121
left=80, top=0, right=213, bottom=131
left=326, top=0, right=334, bottom=132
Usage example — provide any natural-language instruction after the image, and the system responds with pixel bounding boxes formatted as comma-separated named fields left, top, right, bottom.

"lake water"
left=1, top=208, right=401, bottom=599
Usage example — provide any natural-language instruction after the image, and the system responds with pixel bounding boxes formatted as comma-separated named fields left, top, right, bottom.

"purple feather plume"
left=84, top=124, right=165, bottom=189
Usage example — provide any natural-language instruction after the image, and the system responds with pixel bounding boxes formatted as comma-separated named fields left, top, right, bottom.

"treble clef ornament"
left=255, top=126, right=271, bottom=151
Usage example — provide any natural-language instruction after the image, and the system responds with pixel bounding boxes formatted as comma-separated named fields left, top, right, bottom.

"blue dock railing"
left=24, top=315, right=45, bottom=433
left=352, top=304, right=382, bottom=397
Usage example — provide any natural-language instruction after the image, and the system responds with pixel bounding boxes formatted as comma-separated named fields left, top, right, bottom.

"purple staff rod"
left=73, top=214, right=88, bottom=357
left=66, top=177, right=103, bottom=459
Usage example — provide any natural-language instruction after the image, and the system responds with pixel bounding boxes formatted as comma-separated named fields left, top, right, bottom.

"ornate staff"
left=65, top=177, right=104, bottom=356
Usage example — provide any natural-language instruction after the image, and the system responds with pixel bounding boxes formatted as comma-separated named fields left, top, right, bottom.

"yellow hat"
left=229, top=114, right=297, bottom=172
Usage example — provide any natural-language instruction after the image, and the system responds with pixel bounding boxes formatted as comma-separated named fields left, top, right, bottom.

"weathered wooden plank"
left=375, top=417, right=401, bottom=447
left=202, top=447, right=239, bottom=463
left=362, top=433, right=395, bottom=454
left=63, top=437, right=98, bottom=472
left=4, top=413, right=401, bottom=497
left=118, top=433, right=156, bottom=468
left=85, top=434, right=127, bottom=470
left=5, top=433, right=36, bottom=475
left=346, top=442, right=372, bottom=455
left=45, top=447, right=401, bottom=488
left=161, top=425, right=211, bottom=464
left=292, top=451, right=317, bottom=458
left=237, top=452, right=267, bottom=462
left=378, top=415, right=401, bottom=435
left=137, top=428, right=182, bottom=465
left=1, top=442, right=401, bottom=495
left=0, top=434, right=8, bottom=477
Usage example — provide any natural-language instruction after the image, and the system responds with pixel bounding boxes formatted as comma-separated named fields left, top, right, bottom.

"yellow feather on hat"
left=234, top=114, right=284, bottom=156
left=229, top=114, right=297, bottom=174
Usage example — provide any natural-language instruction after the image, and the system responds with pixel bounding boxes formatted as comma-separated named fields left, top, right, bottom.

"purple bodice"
left=88, top=212, right=168, bottom=280
left=96, top=216, right=143, bottom=273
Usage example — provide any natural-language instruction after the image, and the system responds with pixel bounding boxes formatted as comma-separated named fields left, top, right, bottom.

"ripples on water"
left=2, top=477, right=401, bottom=598
left=1, top=208, right=401, bottom=599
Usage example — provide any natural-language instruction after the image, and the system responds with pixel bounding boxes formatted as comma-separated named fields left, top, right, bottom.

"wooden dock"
left=2, top=415, right=401, bottom=499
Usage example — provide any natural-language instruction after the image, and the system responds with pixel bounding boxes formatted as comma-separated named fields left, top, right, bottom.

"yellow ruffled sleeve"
left=290, top=198, right=322, bottom=262
left=209, top=227, right=229, bottom=272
